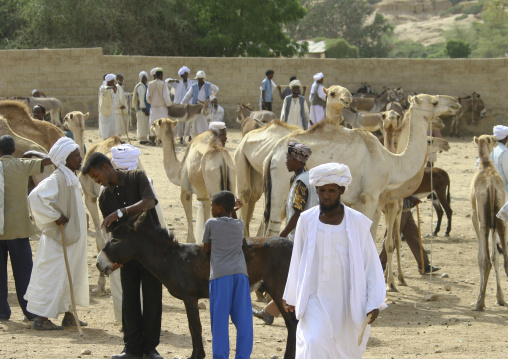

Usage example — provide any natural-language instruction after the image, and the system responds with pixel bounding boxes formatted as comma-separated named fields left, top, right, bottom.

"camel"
left=0, top=100, right=65, bottom=152
left=470, top=135, right=508, bottom=311
left=340, top=107, right=389, bottom=133
left=450, top=92, right=487, bottom=137
left=63, top=111, right=90, bottom=156
left=151, top=118, right=236, bottom=243
left=236, top=103, right=276, bottom=136
left=263, top=94, right=460, bottom=239
left=349, top=87, right=398, bottom=113
left=234, top=85, right=352, bottom=236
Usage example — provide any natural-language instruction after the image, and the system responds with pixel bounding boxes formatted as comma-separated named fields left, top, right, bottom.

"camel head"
left=151, top=118, right=177, bottom=139
left=408, top=94, right=460, bottom=119
left=426, top=137, right=450, bottom=155
left=474, top=135, right=497, bottom=161
left=63, top=111, right=88, bottom=132
left=323, top=85, right=352, bottom=111
left=381, top=110, right=402, bottom=133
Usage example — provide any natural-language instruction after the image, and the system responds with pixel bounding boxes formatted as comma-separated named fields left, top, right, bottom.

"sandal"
left=33, top=319, right=64, bottom=330
left=61, top=317, right=88, bottom=327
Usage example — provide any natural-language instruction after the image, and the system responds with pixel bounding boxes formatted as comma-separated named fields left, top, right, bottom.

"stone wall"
left=0, top=47, right=506, bottom=135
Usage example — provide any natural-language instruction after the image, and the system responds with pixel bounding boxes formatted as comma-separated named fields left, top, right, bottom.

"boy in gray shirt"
left=203, top=191, right=253, bottom=359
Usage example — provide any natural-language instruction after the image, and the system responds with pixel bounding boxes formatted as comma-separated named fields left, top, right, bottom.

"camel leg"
left=384, top=206, right=397, bottom=292
left=181, top=190, right=195, bottom=243
left=240, top=170, right=263, bottom=237
left=85, top=194, right=107, bottom=295
left=395, top=210, right=407, bottom=286
left=491, top=230, right=508, bottom=306
left=183, top=297, right=205, bottom=359
left=474, top=225, right=491, bottom=311
left=50, top=108, right=62, bottom=127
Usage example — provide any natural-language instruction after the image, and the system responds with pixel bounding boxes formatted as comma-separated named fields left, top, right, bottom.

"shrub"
left=446, top=39, right=472, bottom=58
left=455, top=14, right=468, bottom=21
left=440, top=3, right=464, bottom=17
left=325, top=38, right=359, bottom=58
left=464, top=3, right=483, bottom=15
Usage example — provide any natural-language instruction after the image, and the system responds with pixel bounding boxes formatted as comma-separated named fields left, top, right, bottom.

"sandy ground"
left=2, top=126, right=508, bottom=359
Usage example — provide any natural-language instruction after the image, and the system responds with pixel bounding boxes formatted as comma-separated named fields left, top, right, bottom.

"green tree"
left=0, top=0, right=26, bottom=48
left=445, top=39, right=472, bottom=57
left=325, top=39, right=359, bottom=58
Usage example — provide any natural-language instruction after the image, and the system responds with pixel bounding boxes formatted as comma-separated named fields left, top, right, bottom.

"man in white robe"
left=309, top=72, right=326, bottom=127
left=147, top=67, right=172, bottom=146
left=209, top=96, right=225, bottom=123
left=167, top=66, right=196, bottom=144
left=114, top=73, right=129, bottom=138
left=280, top=80, right=310, bottom=130
left=25, top=137, right=89, bottom=330
left=181, top=70, right=219, bottom=137
left=283, top=162, right=386, bottom=358
left=98, top=73, right=117, bottom=139
left=491, top=125, right=508, bottom=195
left=132, top=71, right=151, bottom=144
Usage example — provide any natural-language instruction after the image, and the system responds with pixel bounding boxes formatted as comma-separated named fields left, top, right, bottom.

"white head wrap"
left=309, top=162, right=352, bottom=191
left=289, top=79, right=301, bottom=89
left=313, top=72, right=324, bottom=81
left=209, top=121, right=226, bottom=131
left=139, top=71, right=148, bottom=82
left=178, top=66, right=190, bottom=77
left=111, top=144, right=140, bottom=170
left=48, top=137, right=80, bottom=188
left=105, top=73, right=116, bottom=82
left=150, top=68, right=156, bottom=76
left=494, top=125, right=508, bottom=141
left=32, top=89, right=38, bottom=95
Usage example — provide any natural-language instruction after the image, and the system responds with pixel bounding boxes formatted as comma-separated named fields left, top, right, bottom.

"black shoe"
left=144, top=350, right=164, bottom=359
left=423, top=265, right=440, bottom=274
left=111, top=353, right=143, bottom=359
left=252, top=309, right=274, bottom=325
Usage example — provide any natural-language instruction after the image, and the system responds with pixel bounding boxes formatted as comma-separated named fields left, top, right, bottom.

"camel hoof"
left=496, top=300, right=508, bottom=307
left=432, top=232, right=438, bottom=237
left=472, top=302, right=485, bottom=311
left=444, top=233, right=450, bottom=238
left=91, top=285, right=107, bottom=295
left=398, top=281, right=408, bottom=287
left=386, top=284, right=399, bottom=292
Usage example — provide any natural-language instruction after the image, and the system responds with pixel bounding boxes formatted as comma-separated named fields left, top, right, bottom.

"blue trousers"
left=209, top=274, right=253, bottom=359
left=0, top=238, right=35, bottom=320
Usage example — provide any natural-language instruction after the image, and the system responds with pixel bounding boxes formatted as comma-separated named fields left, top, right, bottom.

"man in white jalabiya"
left=132, top=71, right=151, bottom=145
left=182, top=70, right=219, bottom=138
left=147, top=67, right=172, bottom=146
left=115, top=73, right=129, bottom=138
left=280, top=80, right=310, bottom=130
left=167, top=66, right=196, bottom=144
left=309, top=72, right=327, bottom=127
left=209, top=96, right=225, bottom=123
left=99, top=74, right=117, bottom=140
left=283, top=162, right=386, bottom=358
left=25, top=137, right=89, bottom=331
left=491, top=125, right=508, bottom=195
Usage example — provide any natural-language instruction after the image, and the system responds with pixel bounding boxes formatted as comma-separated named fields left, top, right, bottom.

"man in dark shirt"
left=82, top=152, right=163, bottom=359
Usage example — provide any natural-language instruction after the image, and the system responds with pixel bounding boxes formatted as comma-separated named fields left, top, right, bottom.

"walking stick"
left=358, top=313, right=373, bottom=346
left=121, top=109, right=132, bottom=145
left=416, top=203, right=425, bottom=275
left=59, top=224, right=84, bottom=337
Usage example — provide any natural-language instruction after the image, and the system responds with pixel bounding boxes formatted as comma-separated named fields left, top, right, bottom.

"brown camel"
left=450, top=92, right=487, bottom=137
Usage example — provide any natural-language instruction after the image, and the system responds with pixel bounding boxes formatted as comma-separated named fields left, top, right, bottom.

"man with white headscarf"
left=309, top=72, right=326, bottom=127
left=283, top=162, right=386, bottom=358
left=99, top=73, right=117, bottom=139
left=147, top=67, right=172, bottom=146
left=132, top=71, right=151, bottom=144
left=115, top=73, right=129, bottom=138
left=25, top=137, right=89, bottom=330
left=492, top=125, right=508, bottom=195
left=209, top=96, right=225, bottom=124
left=167, top=66, right=196, bottom=143
left=280, top=80, right=310, bottom=130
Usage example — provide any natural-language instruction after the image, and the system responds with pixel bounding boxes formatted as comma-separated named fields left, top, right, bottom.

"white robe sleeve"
left=280, top=99, right=287, bottom=122
left=283, top=215, right=306, bottom=306
left=304, top=101, right=310, bottom=124
left=163, top=83, right=172, bottom=107
left=318, top=85, right=326, bottom=101
left=28, top=176, right=62, bottom=226
left=210, top=84, right=219, bottom=99
left=137, top=85, right=146, bottom=109
left=362, top=229, right=388, bottom=314
left=146, top=84, right=152, bottom=104
left=181, top=87, right=193, bottom=104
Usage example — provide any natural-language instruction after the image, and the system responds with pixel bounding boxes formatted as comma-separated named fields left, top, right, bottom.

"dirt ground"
left=2, top=126, right=508, bottom=359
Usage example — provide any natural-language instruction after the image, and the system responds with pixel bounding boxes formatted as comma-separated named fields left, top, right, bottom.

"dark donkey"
left=96, top=213, right=297, bottom=359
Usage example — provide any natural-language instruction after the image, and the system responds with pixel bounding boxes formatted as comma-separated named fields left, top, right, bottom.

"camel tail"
left=219, top=157, right=230, bottom=191
left=486, top=182, right=496, bottom=231
left=447, top=182, right=451, bottom=205
left=263, top=152, right=274, bottom=224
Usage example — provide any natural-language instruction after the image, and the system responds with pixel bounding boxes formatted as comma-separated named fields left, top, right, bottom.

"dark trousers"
left=0, top=238, right=36, bottom=320
left=262, top=102, right=272, bottom=111
left=121, top=259, right=162, bottom=355
left=379, top=211, right=430, bottom=269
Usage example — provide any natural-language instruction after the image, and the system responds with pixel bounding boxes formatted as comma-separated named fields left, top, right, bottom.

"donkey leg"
left=271, top=292, right=297, bottom=359
left=432, top=200, right=444, bottom=237
left=183, top=297, right=205, bottom=359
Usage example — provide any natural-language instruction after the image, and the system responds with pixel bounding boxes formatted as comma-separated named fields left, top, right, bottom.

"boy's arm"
left=202, top=221, right=212, bottom=254
left=204, top=243, right=211, bottom=254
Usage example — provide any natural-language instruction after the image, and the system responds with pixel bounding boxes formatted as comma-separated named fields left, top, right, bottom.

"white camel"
left=152, top=118, right=236, bottom=243
left=263, top=94, right=460, bottom=238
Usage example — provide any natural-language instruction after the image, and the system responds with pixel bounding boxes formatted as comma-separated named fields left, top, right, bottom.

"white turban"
left=494, top=125, right=508, bottom=140
left=309, top=162, right=352, bottom=191
left=290, top=79, right=301, bottom=89
left=111, top=144, right=140, bottom=170
left=209, top=121, right=226, bottom=131
left=32, top=89, right=38, bottom=95
left=178, top=66, right=190, bottom=77
left=150, top=68, right=156, bottom=76
left=313, top=72, right=324, bottom=81
left=139, top=71, right=148, bottom=82
left=105, top=73, right=116, bottom=82
left=48, top=137, right=80, bottom=188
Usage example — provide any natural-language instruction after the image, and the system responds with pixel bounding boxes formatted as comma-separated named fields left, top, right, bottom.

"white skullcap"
left=150, top=68, right=156, bottom=76
left=209, top=121, right=226, bottom=131
left=32, top=89, right=38, bottom=95
left=309, top=162, right=352, bottom=191
left=195, top=70, right=206, bottom=79
left=154, top=67, right=163, bottom=73
left=178, top=66, right=190, bottom=77
left=105, top=73, right=116, bottom=82
left=111, top=144, right=140, bottom=170
left=48, top=137, right=80, bottom=188
left=494, top=125, right=508, bottom=140
left=289, top=79, right=301, bottom=89
left=139, top=71, right=148, bottom=81
left=209, top=95, right=216, bottom=101
left=313, top=72, right=324, bottom=81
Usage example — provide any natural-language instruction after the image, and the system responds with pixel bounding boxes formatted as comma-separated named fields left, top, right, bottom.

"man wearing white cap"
left=147, top=67, right=172, bottom=146
left=283, top=162, right=386, bottom=358
left=99, top=74, right=117, bottom=140
left=309, top=72, right=326, bottom=126
left=31, top=89, right=46, bottom=98
left=280, top=80, right=310, bottom=130
left=167, top=66, right=196, bottom=143
left=132, top=71, right=151, bottom=144
left=114, top=74, right=129, bottom=138
left=492, top=125, right=508, bottom=194
left=25, top=137, right=89, bottom=330
left=209, top=96, right=225, bottom=123
left=209, top=121, right=227, bottom=147
left=182, top=70, right=219, bottom=137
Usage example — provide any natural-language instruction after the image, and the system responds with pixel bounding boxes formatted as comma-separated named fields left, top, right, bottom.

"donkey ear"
left=129, top=211, right=147, bottom=232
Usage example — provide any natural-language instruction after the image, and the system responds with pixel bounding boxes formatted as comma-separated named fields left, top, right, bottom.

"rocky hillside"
left=372, top=0, right=482, bottom=46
